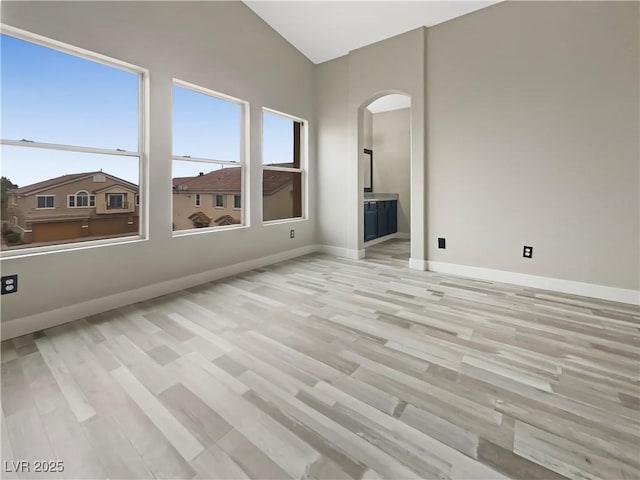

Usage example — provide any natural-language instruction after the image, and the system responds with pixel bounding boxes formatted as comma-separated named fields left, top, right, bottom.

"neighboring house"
left=4, top=165, right=299, bottom=244
left=5, top=171, right=139, bottom=244
left=172, top=164, right=298, bottom=230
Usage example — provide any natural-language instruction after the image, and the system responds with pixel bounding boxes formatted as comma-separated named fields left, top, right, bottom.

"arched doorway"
left=359, top=93, right=412, bottom=264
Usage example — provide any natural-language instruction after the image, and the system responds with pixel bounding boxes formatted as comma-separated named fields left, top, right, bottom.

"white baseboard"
left=363, top=234, right=395, bottom=248
left=1, top=244, right=319, bottom=340
left=363, top=232, right=410, bottom=248
left=318, top=245, right=364, bottom=259
left=427, top=261, right=640, bottom=306
left=8, top=246, right=635, bottom=340
left=409, top=258, right=428, bottom=271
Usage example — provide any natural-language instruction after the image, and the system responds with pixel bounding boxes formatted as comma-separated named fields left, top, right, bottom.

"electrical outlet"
left=438, top=237, right=446, bottom=249
left=290, top=229, right=295, bottom=239
left=1, top=274, right=18, bottom=295
left=523, top=246, right=533, bottom=258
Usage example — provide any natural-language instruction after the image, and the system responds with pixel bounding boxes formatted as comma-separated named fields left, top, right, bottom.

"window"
left=135, top=194, right=140, bottom=206
left=77, top=191, right=88, bottom=207
left=234, top=195, right=241, bottom=209
left=262, top=110, right=305, bottom=222
left=107, top=193, right=125, bottom=210
left=1, top=28, right=145, bottom=254
left=68, top=190, right=95, bottom=208
left=172, top=80, right=247, bottom=232
left=36, top=195, right=55, bottom=209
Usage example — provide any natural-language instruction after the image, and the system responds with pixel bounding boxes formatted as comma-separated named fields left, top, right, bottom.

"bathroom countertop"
left=364, top=193, right=399, bottom=202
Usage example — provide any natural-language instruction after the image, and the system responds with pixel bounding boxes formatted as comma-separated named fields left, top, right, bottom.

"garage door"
left=88, top=217, right=137, bottom=237
left=32, top=221, right=82, bottom=243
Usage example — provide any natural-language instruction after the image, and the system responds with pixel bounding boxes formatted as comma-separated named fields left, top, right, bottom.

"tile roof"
left=172, top=176, right=194, bottom=188
left=10, top=172, right=100, bottom=195
left=187, top=211, right=211, bottom=227
left=9, top=171, right=139, bottom=195
left=214, top=214, right=241, bottom=226
left=173, top=168, right=242, bottom=194
left=262, top=166, right=297, bottom=196
left=172, top=164, right=294, bottom=196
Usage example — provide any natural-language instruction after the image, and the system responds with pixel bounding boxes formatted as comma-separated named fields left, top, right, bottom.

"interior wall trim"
left=6, top=245, right=636, bottom=341
left=427, top=260, right=640, bottom=306
left=409, top=258, right=428, bottom=270
left=1, top=244, right=319, bottom=341
left=363, top=233, right=404, bottom=248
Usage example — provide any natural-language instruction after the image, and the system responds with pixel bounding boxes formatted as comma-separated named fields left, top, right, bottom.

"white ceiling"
left=244, top=1, right=501, bottom=64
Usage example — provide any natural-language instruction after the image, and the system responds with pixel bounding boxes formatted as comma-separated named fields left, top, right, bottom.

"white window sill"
left=262, top=217, right=307, bottom=226
left=0, top=235, right=147, bottom=259
left=172, top=224, right=248, bottom=237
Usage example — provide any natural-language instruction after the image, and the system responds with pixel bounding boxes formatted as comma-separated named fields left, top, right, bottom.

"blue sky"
left=1, top=33, right=294, bottom=187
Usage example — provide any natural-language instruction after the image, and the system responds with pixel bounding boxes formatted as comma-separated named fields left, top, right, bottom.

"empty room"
left=1, top=1, right=638, bottom=479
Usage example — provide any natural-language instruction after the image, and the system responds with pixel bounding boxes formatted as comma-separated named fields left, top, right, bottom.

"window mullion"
left=262, top=166, right=303, bottom=174
left=0, top=138, right=141, bottom=157
left=171, top=155, right=239, bottom=166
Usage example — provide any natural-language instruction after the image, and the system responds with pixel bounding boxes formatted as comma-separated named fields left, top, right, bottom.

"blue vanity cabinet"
left=377, top=201, right=389, bottom=237
left=388, top=201, right=398, bottom=234
left=364, top=199, right=398, bottom=241
left=364, top=202, right=378, bottom=241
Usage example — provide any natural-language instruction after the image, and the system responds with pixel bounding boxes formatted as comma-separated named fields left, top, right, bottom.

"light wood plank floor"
left=2, top=239, right=639, bottom=479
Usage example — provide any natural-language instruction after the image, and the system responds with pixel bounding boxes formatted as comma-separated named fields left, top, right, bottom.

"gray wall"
left=1, top=1, right=316, bottom=325
left=372, top=108, right=411, bottom=234
left=315, top=55, right=349, bottom=249
left=315, top=28, right=427, bottom=261
left=2, top=0, right=638, bottom=331
left=426, top=0, right=639, bottom=290
left=363, top=109, right=373, bottom=151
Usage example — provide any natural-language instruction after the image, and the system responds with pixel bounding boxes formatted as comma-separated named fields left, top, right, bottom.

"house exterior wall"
left=172, top=193, right=241, bottom=230
left=94, top=186, right=136, bottom=215
left=172, top=187, right=295, bottom=229
left=5, top=176, right=139, bottom=245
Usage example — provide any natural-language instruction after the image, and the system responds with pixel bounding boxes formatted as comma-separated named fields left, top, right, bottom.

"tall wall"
left=372, top=108, right=411, bottom=234
left=363, top=109, right=373, bottom=151
left=426, top=0, right=639, bottom=290
left=1, top=0, right=316, bottom=335
left=2, top=0, right=638, bottom=336
left=315, top=55, right=350, bottom=250
left=315, top=28, right=427, bottom=261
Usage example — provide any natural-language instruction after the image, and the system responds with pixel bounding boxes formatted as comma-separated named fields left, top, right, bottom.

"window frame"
left=36, top=195, right=55, bottom=209
left=171, top=79, right=249, bottom=235
left=0, top=25, right=148, bottom=258
left=233, top=194, right=241, bottom=210
left=68, top=190, right=95, bottom=208
left=261, top=108, right=307, bottom=224
left=215, top=194, right=224, bottom=208
left=195, top=193, right=201, bottom=207
left=106, top=193, right=126, bottom=210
